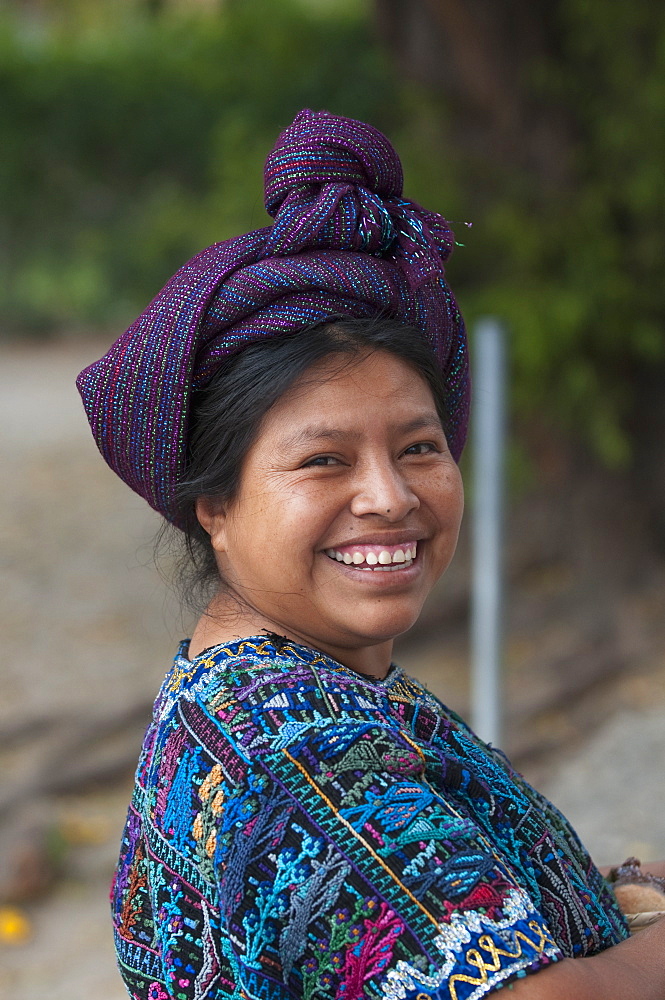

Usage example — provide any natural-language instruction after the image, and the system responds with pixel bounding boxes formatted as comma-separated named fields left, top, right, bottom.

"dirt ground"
left=1, top=339, right=663, bottom=999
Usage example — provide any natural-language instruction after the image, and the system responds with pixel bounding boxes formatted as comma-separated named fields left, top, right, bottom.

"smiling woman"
left=182, top=321, right=464, bottom=677
left=193, top=347, right=462, bottom=673
left=76, top=111, right=664, bottom=999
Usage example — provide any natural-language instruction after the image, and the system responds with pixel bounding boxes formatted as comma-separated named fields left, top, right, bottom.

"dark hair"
left=170, top=315, right=449, bottom=608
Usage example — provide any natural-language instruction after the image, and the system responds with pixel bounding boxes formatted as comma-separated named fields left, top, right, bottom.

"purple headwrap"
left=77, top=109, right=469, bottom=526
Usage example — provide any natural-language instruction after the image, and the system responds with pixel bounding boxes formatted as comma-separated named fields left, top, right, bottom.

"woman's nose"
left=349, top=461, right=419, bottom=520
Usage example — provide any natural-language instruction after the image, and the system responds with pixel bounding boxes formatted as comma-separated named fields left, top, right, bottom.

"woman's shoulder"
left=156, top=635, right=306, bottom=707
left=152, top=635, right=391, bottom=731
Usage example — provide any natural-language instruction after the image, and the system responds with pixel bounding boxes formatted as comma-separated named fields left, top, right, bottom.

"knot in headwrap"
left=265, top=109, right=403, bottom=212
left=262, top=110, right=451, bottom=287
left=263, top=109, right=402, bottom=257
left=77, top=109, right=469, bottom=526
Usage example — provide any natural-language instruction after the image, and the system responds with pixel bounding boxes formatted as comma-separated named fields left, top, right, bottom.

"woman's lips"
left=324, top=541, right=418, bottom=569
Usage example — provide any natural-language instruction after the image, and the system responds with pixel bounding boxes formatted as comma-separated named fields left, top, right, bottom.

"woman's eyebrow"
left=282, top=414, right=443, bottom=449
left=397, top=415, right=444, bottom=434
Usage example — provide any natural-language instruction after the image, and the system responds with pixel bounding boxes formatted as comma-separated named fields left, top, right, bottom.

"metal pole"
left=470, top=317, right=507, bottom=746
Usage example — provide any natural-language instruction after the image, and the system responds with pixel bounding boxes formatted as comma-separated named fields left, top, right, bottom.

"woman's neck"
left=187, top=595, right=394, bottom=679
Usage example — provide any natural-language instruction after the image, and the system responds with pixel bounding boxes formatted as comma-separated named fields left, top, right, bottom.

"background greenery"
left=2, top=0, right=664, bottom=465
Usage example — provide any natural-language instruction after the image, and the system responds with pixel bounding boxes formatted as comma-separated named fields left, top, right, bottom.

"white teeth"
left=326, top=542, right=419, bottom=567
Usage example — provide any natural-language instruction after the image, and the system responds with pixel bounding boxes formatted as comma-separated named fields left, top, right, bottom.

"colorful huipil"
left=112, top=637, right=627, bottom=1000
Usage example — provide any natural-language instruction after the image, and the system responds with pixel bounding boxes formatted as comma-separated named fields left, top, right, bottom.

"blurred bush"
left=0, top=0, right=398, bottom=333
left=470, top=0, right=665, bottom=465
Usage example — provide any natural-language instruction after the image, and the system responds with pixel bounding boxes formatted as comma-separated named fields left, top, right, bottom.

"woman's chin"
left=327, top=603, right=425, bottom=649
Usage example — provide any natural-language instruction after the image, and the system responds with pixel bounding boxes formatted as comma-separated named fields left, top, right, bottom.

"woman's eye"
left=403, top=442, right=437, bottom=456
left=302, top=455, right=339, bottom=467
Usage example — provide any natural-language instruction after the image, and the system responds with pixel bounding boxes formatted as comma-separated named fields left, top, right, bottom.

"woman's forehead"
left=281, top=349, right=435, bottom=405
left=258, top=353, right=442, bottom=447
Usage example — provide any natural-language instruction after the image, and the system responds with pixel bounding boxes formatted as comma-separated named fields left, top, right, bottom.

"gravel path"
left=1, top=340, right=663, bottom=999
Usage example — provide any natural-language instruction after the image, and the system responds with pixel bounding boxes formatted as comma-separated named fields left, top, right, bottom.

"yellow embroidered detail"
left=210, top=694, right=236, bottom=714
left=165, top=661, right=199, bottom=696
left=199, top=763, right=223, bottom=802
left=388, top=676, right=426, bottom=703
left=217, top=639, right=328, bottom=666
left=399, top=731, right=428, bottom=765
left=447, top=921, right=556, bottom=1000
left=205, top=828, right=217, bottom=858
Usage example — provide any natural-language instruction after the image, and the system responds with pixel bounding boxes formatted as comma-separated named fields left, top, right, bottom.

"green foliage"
left=0, top=0, right=398, bottom=332
left=455, top=0, right=665, bottom=464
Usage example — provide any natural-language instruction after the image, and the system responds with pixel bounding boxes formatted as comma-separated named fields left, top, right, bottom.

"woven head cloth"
left=77, top=109, right=469, bottom=527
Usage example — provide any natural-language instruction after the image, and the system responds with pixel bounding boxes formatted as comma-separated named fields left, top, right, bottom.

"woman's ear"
left=195, top=496, right=227, bottom=552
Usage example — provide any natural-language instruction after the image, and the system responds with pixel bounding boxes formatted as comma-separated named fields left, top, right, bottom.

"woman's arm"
left=505, top=918, right=665, bottom=1000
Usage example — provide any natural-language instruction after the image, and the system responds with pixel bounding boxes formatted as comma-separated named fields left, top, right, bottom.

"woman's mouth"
left=324, top=541, right=418, bottom=571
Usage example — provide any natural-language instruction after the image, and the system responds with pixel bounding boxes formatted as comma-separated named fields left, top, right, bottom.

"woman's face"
left=199, top=349, right=464, bottom=673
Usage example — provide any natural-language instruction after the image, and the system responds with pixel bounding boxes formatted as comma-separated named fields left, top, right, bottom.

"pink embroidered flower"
left=147, top=983, right=170, bottom=1000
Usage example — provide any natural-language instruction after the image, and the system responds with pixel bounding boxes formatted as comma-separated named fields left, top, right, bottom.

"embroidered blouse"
left=111, top=637, right=627, bottom=1000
